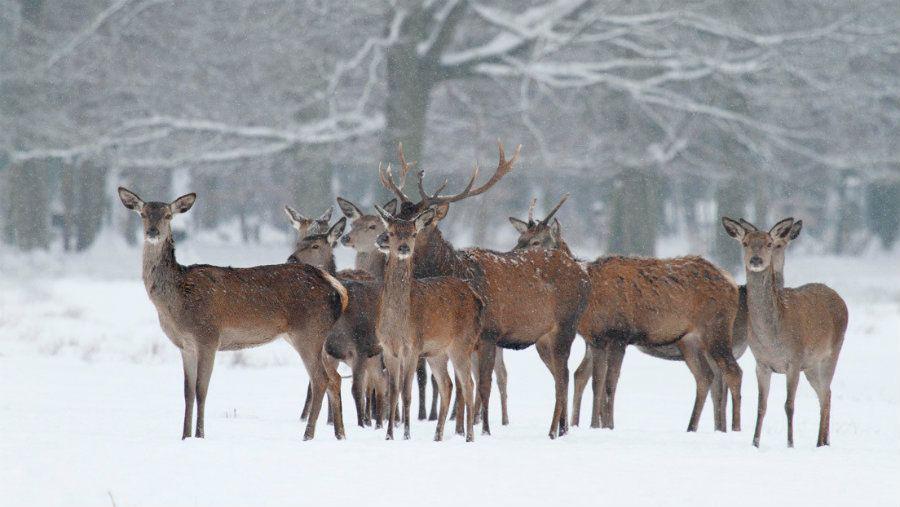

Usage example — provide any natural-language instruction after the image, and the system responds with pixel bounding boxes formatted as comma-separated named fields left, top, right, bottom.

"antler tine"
left=540, top=193, right=570, bottom=226
left=379, top=162, right=412, bottom=203
left=396, top=142, right=414, bottom=183
left=430, top=178, right=449, bottom=198
left=427, top=141, right=521, bottom=205
left=527, top=198, right=537, bottom=224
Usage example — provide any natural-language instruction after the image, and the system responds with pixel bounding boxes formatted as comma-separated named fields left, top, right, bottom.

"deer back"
left=579, top=256, right=738, bottom=346
left=461, top=248, right=590, bottom=347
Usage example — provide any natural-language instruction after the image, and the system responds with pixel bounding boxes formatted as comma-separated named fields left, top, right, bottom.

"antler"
left=527, top=198, right=537, bottom=224
left=419, top=141, right=521, bottom=206
left=540, top=193, right=569, bottom=226
left=378, top=143, right=415, bottom=202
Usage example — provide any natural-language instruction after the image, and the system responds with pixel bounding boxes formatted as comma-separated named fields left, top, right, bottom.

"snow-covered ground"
left=1, top=234, right=898, bottom=506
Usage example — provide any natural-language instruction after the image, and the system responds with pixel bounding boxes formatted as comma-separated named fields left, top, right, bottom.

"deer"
left=374, top=206, right=483, bottom=441
left=337, top=196, right=439, bottom=423
left=285, top=212, right=390, bottom=428
left=510, top=194, right=744, bottom=433
left=723, top=217, right=848, bottom=447
left=379, top=142, right=591, bottom=439
left=117, top=187, right=349, bottom=440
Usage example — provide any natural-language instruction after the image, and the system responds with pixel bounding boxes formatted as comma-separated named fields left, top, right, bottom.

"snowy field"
left=1, top=234, right=898, bottom=507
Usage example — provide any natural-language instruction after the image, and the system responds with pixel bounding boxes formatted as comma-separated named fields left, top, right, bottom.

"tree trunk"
left=378, top=7, right=433, bottom=203
left=714, top=176, right=748, bottom=270
left=6, top=160, right=51, bottom=250
left=608, top=168, right=660, bottom=256
left=73, top=160, right=108, bottom=251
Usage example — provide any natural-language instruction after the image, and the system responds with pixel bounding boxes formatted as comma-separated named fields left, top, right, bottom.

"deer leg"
left=571, top=345, right=593, bottom=427
left=428, top=375, right=439, bottom=421
left=494, top=348, right=509, bottom=426
left=536, top=334, right=570, bottom=439
left=384, top=355, right=401, bottom=440
left=194, top=343, right=217, bottom=439
left=454, top=378, right=465, bottom=435
left=351, top=361, right=367, bottom=428
left=451, top=350, right=477, bottom=442
left=785, top=367, right=800, bottom=448
left=402, top=357, right=417, bottom=440
left=303, top=374, right=327, bottom=441
left=300, top=383, right=312, bottom=421
left=603, top=341, right=626, bottom=430
left=589, top=342, right=609, bottom=429
left=180, top=347, right=198, bottom=440
left=706, top=355, right=727, bottom=432
left=679, top=339, right=712, bottom=433
left=805, top=365, right=832, bottom=447
left=426, top=356, right=452, bottom=441
left=416, top=357, right=428, bottom=421
left=471, top=352, right=482, bottom=425
left=753, top=363, right=772, bottom=448
left=476, top=335, right=497, bottom=436
left=709, top=327, right=743, bottom=432
left=323, top=355, right=346, bottom=440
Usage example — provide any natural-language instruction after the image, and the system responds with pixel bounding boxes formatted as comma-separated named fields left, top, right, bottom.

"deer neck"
left=323, top=255, right=337, bottom=276
left=745, top=266, right=783, bottom=345
left=378, top=254, right=414, bottom=354
left=356, top=250, right=386, bottom=280
left=142, top=237, right=183, bottom=303
left=412, top=226, right=468, bottom=279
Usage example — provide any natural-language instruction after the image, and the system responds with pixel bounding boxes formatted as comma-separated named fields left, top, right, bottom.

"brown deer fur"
left=118, top=187, right=348, bottom=441
left=723, top=217, right=847, bottom=447
left=510, top=198, right=743, bottom=432
left=374, top=207, right=483, bottom=441
left=285, top=215, right=389, bottom=429
left=337, top=197, right=438, bottom=422
left=381, top=143, right=590, bottom=438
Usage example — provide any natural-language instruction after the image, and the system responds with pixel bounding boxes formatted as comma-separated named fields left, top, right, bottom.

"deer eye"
left=766, top=242, right=772, bottom=248
left=531, top=241, right=541, bottom=246
left=369, top=225, right=376, bottom=230
left=742, top=241, right=748, bottom=247
left=165, top=214, right=172, bottom=220
left=312, top=244, right=319, bottom=249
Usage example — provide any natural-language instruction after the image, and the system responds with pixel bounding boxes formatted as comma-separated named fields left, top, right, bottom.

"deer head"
left=510, top=194, right=569, bottom=250
left=118, top=187, right=196, bottom=244
left=722, top=217, right=802, bottom=273
left=287, top=217, right=346, bottom=266
left=379, top=141, right=521, bottom=222
left=336, top=197, right=397, bottom=253
left=374, top=205, right=436, bottom=261
left=284, top=206, right=333, bottom=238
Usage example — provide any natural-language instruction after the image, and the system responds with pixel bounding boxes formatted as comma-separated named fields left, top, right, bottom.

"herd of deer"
left=117, top=142, right=848, bottom=448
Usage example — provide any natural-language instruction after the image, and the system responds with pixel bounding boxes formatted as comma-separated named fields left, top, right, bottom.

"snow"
left=1, top=236, right=898, bottom=506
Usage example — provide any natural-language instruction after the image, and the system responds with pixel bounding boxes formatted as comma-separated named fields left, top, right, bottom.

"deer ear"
left=336, top=197, right=362, bottom=220
left=171, top=193, right=196, bottom=214
left=509, top=217, right=530, bottom=234
left=318, top=207, right=333, bottom=224
left=284, top=205, right=309, bottom=231
left=738, top=218, right=759, bottom=232
left=327, top=217, right=347, bottom=245
left=769, top=217, right=795, bottom=239
left=789, top=220, right=803, bottom=240
left=414, top=208, right=436, bottom=232
left=722, top=217, right=745, bottom=240
left=118, top=187, right=144, bottom=212
left=373, top=205, right=392, bottom=229
left=432, top=203, right=450, bottom=221
left=383, top=198, right=398, bottom=216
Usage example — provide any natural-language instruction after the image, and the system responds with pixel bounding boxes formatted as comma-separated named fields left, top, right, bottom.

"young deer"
left=723, top=217, right=848, bottom=447
left=380, top=142, right=590, bottom=439
left=117, top=187, right=348, bottom=440
left=285, top=214, right=390, bottom=428
left=374, top=206, right=483, bottom=441
left=511, top=195, right=743, bottom=433
left=337, top=196, right=439, bottom=422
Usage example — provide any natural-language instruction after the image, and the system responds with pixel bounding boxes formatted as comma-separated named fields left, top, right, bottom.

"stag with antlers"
left=378, top=142, right=590, bottom=438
